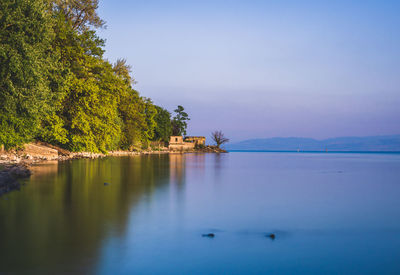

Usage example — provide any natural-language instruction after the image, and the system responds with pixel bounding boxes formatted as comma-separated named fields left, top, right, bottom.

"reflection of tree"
left=213, top=153, right=225, bottom=181
left=0, top=155, right=171, bottom=274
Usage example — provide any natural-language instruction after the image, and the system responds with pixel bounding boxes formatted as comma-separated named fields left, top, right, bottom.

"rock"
left=202, top=233, right=215, bottom=238
left=0, top=173, right=15, bottom=185
left=0, top=173, right=19, bottom=197
left=8, top=166, right=31, bottom=178
left=0, top=164, right=31, bottom=197
left=24, top=154, right=33, bottom=160
left=266, top=233, right=275, bottom=240
left=10, top=155, right=21, bottom=162
left=22, top=143, right=58, bottom=160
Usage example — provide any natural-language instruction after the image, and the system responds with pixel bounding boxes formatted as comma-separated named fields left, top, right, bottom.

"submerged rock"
left=8, top=166, right=31, bottom=178
left=202, top=233, right=215, bottom=238
left=0, top=164, right=31, bottom=197
left=266, top=233, right=276, bottom=240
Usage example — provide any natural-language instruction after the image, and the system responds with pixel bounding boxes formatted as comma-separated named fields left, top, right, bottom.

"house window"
left=175, top=138, right=178, bottom=142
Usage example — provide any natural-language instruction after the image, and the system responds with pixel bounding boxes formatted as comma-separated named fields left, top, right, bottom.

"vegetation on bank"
left=0, top=0, right=189, bottom=153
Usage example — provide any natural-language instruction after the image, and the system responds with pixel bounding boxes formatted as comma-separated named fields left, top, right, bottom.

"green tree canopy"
left=48, top=0, right=105, bottom=31
left=172, top=105, right=190, bottom=136
left=153, top=106, right=172, bottom=143
left=0, top=0, right=56, bottom=149
left=0, top=0, right=172, bottom=152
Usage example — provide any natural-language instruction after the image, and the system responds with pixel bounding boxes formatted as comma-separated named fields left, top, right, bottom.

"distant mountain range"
left=225, top=135, right=400, bottom=152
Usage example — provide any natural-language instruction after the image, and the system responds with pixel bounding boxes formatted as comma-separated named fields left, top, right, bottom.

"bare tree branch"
left=211, top=131, right=229, bottom=148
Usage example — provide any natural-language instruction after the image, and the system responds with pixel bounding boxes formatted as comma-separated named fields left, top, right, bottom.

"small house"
left=169, top=136, right=195, bottom=151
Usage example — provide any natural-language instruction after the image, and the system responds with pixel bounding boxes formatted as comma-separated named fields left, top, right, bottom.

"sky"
left=98, top=0, right=400, bottom=142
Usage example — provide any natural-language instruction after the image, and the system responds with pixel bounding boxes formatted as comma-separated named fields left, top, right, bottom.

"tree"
left=211, top=131, right=229, bottom=148
left=60, top=58, right=122, bottom=153
left=0, top=0, right=173, bottom=153
left=113, top=58, right=135, bottom=85
left=37, top=3, right=105, bottom=148
left=142, top=98, right=157, bottom=148
left=0, top=0, right=56, bottom=149
left=38, top=3, right=132, bottom=153
left=48, top=0, right=105, bottom=32
left=171, top=105, right=190, bottom=136
left=118, top=89, right=146, bottom=150
left=153, top=106, right=172, bottom=143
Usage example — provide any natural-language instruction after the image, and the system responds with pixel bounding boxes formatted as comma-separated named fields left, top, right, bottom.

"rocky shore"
left=0, top=142, right=227, bottom=197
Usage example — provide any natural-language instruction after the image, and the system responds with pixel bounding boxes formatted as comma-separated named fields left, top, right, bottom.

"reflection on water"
left=0, top=155, right=177, bottom=274
left=169, top=153, right=186, bottom=185
left=1, top=152, right=400, bottom=274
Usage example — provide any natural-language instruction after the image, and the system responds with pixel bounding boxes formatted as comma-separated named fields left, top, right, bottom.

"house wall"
left=169, top=142, right=195, bottom=151
left=168, top=136, right=195, bottom=151
left=169, top=136, right=184, bottom=144
left=184, top=136, right=206, bottom=146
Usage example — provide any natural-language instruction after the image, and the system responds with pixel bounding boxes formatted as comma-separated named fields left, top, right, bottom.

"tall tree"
left=118, top=89, right=146, bottom=150
left=113, top=58, right=135, bottom=85
left=0, top=0, right=56, bottom=149
left=171, top=105, right=190, bottom=136
left=141, top=98, right=157, bottom=148
left=153, top=106, right=172, bottom=143
left=40, top=7, right=121, bottom=152
left=63, top=59, right=122, bottom=152
left=48, top=0, right=105, bottom=31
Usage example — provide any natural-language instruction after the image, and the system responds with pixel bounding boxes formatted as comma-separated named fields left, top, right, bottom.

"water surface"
left=1, top=152, right=400, bottom=274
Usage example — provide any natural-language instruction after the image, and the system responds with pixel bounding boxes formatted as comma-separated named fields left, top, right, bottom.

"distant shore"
left=228, top=150, right=400, bottom=154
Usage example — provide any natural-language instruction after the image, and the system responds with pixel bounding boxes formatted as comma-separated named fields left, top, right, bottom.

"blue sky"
left=98, top=0, right=400, bottom=141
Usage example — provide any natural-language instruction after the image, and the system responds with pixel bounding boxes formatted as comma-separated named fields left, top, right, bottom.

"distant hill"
left=226, top=135, right=400, bottom=152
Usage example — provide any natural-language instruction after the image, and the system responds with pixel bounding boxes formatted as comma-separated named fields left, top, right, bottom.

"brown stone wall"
left=169, top=136, right=184, bottom=144
left=184, top=136, right=206, bottom=146
left=169, top=142, right=195, bottom=151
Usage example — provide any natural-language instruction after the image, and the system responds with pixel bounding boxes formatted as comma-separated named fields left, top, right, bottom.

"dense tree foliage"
left=0, top=0, right=191, bottom=152
left=48, top=0, right=105, bottom=31
left=0, top=0, right=56, bottom=149
left=154, top=106, right=172, bottom=143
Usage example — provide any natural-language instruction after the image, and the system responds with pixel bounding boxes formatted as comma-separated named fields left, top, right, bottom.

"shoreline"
left=0, top=143, right=227, bottom=197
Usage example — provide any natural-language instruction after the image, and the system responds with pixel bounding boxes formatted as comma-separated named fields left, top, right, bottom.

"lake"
left=1, top=152, right=400, bottom=274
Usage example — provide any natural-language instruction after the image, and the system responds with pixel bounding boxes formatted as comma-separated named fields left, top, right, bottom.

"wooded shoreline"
left=0, top=142, right=227, bottom=197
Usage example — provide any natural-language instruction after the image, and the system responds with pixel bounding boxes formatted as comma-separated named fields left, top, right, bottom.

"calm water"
left=1, top=152, right=400, bottom=274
